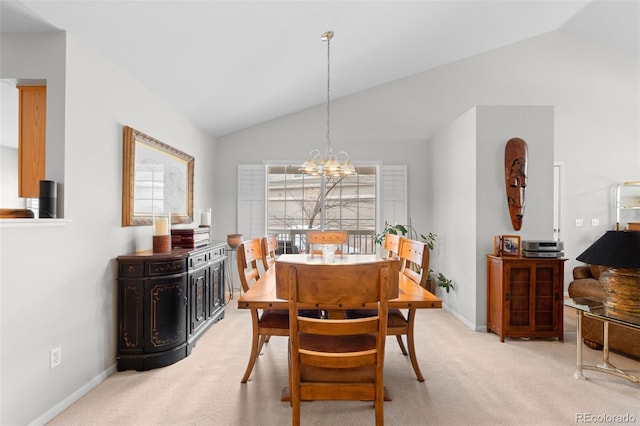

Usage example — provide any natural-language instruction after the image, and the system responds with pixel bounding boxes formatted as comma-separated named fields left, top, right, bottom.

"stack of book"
left=171, top=227, right=210, bottom=249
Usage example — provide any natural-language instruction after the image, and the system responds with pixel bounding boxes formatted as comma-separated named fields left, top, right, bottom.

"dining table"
left=238, top=253, right=442, bottom=310
left=236, top=253, right=442, bottom=400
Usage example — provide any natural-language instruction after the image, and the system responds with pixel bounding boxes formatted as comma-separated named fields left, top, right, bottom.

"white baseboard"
left=28, top=363, right=117, bottom=426
left=442, top=302, right=486, bottom=331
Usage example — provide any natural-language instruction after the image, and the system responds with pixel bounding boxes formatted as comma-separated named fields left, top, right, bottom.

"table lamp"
left=576, top=230, right=640, bottom=322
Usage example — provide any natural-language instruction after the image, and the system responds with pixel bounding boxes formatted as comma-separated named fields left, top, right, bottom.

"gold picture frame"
left=501, top=235, right=521, bottom=256
left=122, top=126, right=194, bottom=226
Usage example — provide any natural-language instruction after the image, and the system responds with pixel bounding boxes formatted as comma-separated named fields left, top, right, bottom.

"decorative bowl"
left=227, top=233, right=243, bottom=249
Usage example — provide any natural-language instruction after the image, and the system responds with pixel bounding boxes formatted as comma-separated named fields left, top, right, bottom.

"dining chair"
left=348, top=237, right=430, bottom=382
left=286, top=258, right=400, bottom=426
left=237, top=238, right=289, bottom=383
left=306, top=230, right=348, bottom=257
left=261, top=234, right=278, bottom=270
left=383, top=233, right=401, bottom=258
left=390, top=237, right=429, bottom=381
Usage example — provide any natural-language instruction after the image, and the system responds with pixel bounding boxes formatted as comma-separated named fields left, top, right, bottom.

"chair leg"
left=257, top=334, right=267, bottom=355
left=241, top=311, right=261, bottom=383
left=406, top=308, right=425, bottom=382
left=375, top=400, right=384, bottom=426
left=375, top=376, right=384, bottom=426
left=395, top=335, right=408, bottom=356
left=290, top=350, right=301, bottom=426
left=292, top=393, right=301, bottom=426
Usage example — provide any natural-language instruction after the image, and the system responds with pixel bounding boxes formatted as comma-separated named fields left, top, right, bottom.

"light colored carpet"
left=49, top=303, right=640, bottom=426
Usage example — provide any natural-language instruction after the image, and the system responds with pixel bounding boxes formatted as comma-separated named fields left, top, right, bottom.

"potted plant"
left=375, top=221, right=439, bottom=290
left=375, top=221, right=455, bottom=295
left=374, top=221, right=437, bottom=250
left=436, top=272, right=454, bottom=293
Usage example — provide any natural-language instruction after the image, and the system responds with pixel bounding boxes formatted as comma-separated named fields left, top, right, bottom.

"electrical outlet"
left=592, top=218, right=599, bottom=226
left=50, top=346, right=62, bottom=369
left=575, top=219, right=583, bottom=227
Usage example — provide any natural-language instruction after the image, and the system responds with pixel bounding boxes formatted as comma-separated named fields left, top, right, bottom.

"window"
left=237, top=163, right=407, bottom=254
left=266, top=164, right=376, bottom=253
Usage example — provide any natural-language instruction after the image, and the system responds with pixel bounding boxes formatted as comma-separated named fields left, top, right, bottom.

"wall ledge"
left=0, top=218, right=69, bottom=228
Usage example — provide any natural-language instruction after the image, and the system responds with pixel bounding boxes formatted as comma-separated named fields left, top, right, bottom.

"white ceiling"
left=1, top=0, right=638, bottom=138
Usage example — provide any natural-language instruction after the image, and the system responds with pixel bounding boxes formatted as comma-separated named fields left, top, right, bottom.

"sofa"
left=567, top=264, right=640, bottom=360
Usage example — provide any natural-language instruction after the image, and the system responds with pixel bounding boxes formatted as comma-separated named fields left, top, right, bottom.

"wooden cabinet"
left=187, top=244, right=226, bottom=344
left=17, top=85, right=46, bottom=198
left=486, top=255, right=565, bottom=342
left=117, top=242, right=226, bottom=371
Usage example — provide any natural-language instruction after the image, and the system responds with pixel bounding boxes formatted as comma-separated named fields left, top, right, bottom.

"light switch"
left=591, top=218, right=599, bottom=226
left=575, top=219, right=583, bottom=227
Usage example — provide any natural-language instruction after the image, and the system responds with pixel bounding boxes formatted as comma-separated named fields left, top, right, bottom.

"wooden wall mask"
left=504, top=138, right=528, bottom=231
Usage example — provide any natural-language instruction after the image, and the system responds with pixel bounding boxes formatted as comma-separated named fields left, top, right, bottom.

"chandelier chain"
left=299, top=30, right=355, bottom=177
left=326, top=33, right=332, bottom=154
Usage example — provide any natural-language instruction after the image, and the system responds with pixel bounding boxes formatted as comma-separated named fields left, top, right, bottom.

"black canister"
left=39, top=180, right=57, bottom=218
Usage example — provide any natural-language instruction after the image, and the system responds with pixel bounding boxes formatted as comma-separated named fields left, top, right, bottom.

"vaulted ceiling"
left=2, top=0, right=638, bottom=137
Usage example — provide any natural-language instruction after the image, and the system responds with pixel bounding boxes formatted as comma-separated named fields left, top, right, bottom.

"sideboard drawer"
left=189, top=251, right=210, bottom=270
left=119, top=262, right=144, bottom=278
left=147, top=259, right=187, bottom=276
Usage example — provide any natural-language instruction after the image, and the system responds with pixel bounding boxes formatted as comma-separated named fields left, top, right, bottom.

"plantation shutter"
left=237, top=164, right=265, bottom=240
left=380, top=165, right=408, bottom=227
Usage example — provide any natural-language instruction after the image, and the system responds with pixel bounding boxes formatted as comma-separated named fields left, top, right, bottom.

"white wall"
left=0, top=33, right=216, bottom=425
left=427, top=107, right=478, bottom=327
left=0, top=82, right=21, bottom=207
left=0, top=147, right=20, bottom=208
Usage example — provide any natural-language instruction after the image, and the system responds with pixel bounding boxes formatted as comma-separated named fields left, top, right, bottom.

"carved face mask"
left=505, top=138, right=528, bottom=231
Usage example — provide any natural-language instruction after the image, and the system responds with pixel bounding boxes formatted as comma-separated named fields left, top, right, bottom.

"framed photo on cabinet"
left=493, top=235, right=502, bottom=256
left=501, top=235, right=520, bottom=256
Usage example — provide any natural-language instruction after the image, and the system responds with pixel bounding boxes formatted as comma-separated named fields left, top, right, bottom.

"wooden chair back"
left=287, top=258, right=400, bottom=425
left=306, top=230, right=348, bottom=257
left=237, top=238, right=263, bottom=293
left=261, top=234, right=278, bottom=270
left=384, top=233, right=401, bottom=258
left=398, top=238, right=430, bottom=287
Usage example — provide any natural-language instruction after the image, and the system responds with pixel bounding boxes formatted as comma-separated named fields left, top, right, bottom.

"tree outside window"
left=266, top=165, right=376, bottom=253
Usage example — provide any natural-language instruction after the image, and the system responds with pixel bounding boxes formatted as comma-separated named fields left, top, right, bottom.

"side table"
left=225, top=246, right=240, bottom=301
left=565, top=297, right=640, bottom=384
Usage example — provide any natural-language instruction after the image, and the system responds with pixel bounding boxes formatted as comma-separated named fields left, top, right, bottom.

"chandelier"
left=300, top=31, right=356, bottom=177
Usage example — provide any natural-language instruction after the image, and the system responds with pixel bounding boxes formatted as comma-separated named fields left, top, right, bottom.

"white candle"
left=200, top=208, right=211, bottom=226
left=154, top=216, right=169, bottom=236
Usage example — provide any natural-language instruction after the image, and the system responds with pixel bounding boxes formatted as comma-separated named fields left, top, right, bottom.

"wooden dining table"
left=236, top=253, right=442, bottom=400
left=238, top=254, right=442, bottom=311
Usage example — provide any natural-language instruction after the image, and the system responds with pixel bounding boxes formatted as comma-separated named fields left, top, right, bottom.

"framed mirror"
left=122, top=126, right=194, bottom=226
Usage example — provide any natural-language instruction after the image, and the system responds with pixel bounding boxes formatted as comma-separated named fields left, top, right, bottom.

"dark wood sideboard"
left=116, top=242, right=226, bottom=371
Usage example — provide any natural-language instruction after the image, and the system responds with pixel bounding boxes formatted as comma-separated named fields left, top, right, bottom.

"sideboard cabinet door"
left=209, top=246, right=226, bottom=320
left=144, top=274, right=188, bottom=353
left=189, top=265, right=209, bottom=336
left=118, top=279, right=144, bottom=354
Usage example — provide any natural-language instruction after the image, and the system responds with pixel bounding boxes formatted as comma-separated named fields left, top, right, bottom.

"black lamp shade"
left=576, top=230, right=640, bottom=269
